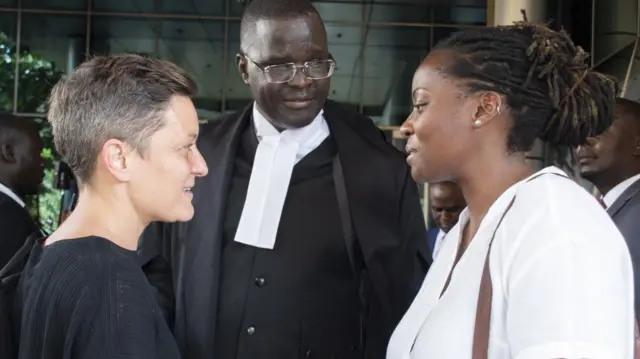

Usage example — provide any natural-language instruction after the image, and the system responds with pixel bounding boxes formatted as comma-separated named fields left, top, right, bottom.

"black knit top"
left=17, top=236, right=180, bottom=359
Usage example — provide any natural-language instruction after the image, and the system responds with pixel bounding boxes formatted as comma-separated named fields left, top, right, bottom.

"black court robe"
left=138, top=100, right=432, bottom=359
left=0, top=191, right=41, bottom=269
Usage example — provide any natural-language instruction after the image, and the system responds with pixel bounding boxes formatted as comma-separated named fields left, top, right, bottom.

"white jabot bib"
left=0, top=182, right=24, bottom=208
left=233, top=104, right=330, bottom=249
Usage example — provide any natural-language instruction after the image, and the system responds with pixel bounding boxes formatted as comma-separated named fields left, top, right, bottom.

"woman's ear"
left=471, top=92, right=502, bottom=128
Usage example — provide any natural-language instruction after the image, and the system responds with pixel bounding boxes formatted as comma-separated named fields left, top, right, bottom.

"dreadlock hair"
left=433, top=22, right=619, bottom=152
left=240, top=0, right=322, bottom=53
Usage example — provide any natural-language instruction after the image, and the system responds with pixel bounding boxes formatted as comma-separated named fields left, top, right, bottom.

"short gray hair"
left=47, top=54, right=197, bottom=183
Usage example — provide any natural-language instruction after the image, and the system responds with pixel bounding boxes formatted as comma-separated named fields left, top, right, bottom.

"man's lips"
left=283, top=99, right=313, bottom=109
left=577, top=156, right=595, bottom=165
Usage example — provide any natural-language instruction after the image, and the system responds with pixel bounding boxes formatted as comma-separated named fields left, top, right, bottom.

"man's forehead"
left=431, top=183, right=454, bottom=196
left=245, top=16, right=327, bottom=60
left=0, top=119, right=39, bottom=145
left=254, top=17, right=313, bottom=38
left=431, top=184, right=464, bottom=201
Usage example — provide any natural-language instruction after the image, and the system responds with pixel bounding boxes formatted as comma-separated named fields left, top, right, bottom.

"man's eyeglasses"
left=243, top=55, right=336, bottom=84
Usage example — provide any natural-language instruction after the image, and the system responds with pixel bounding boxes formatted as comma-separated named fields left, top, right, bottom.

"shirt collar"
left=0, top=182, right=25, bottom=207
left=603, top=173, right=640, bottom=208
left=252, top=103, right=326, bottom=141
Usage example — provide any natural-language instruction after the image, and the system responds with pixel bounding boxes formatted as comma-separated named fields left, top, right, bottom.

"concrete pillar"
left=66, top=36, right=84, bottom=73
left=493, top=0, right=547, bottom=26
left=492, top=0, right=548, bottom=171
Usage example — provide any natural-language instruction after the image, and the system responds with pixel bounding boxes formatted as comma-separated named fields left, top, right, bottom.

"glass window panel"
left=222, top=22, right=251, bottom=113
left=314, top=3, right=365, bottom=24
left=0, top=12, right=16, bottom=112
left=229, top=0, right=246, bottom=18
left=22, top=0, right=86, bottom=11
left=314, top=3, right=483, bottom=25
left=361, top=26, right=429, bottom=126
left=0, top=0, right=17, bottom=6
left=372, top=0, right=486, bottom=5
left=432, top=26, right=465, bottom=46
left=93, top=0, right=225, bottom=16
left=324, top=24, right=363, bottom=110
left=312, top=0, right=484, bottom=3
left=432, top=6, right=487, bottom=25
left=91, top=17, right=225, bottom=114
left=18, top=14, right=84, bottom=113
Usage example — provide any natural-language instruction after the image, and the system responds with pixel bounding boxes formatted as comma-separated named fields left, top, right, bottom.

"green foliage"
left=0, top=32, right=64, bottom=234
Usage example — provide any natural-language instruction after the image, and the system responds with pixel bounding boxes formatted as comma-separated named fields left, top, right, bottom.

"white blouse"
left=387, top=166, right=635, bottom=359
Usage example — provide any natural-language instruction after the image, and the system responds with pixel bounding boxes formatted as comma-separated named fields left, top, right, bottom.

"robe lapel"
left=324, top=102, right=399, bottom=313
left=608, top=178, right=640, bottom=218
left=177, top=104, right=252, bottom=358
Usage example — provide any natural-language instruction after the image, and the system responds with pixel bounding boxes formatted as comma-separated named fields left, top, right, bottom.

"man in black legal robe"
left=138, top=1, right=431, bottom=358
left=0, top=114, right=44, bottom=268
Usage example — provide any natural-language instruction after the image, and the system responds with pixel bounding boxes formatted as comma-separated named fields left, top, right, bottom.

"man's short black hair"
left=240, top=0, right=321, bottom=52
left=0, top=113, right=36, bottom=149
left=615, top=97, right=640, bottom=129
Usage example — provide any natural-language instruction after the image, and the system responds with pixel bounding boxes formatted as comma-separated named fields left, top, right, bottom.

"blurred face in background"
left=429, top=181, right=466, bottom=233
left=576, top=101, right=640, bottom=192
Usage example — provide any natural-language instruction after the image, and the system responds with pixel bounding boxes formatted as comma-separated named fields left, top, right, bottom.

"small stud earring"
left=473, top=119, right=482, bottom=127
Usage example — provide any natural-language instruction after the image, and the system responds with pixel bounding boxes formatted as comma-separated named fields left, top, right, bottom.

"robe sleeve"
left=363, top=165, right=431, bottom=358
left=397, top=165, right=432, bottom=291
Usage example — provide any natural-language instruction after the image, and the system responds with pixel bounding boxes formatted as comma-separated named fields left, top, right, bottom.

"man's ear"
left=633, top=135, right=640, bottom=157
left=236, top=53, right=249, bottom=85
left=0, top=143, right=15, bottom=163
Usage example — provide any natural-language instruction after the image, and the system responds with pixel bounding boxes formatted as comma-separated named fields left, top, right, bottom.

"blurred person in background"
left=576, top=96, right=640, bottom=324
left=0, top=114, right=43, bottom=268
left=427, top=181, right=465, bottom=260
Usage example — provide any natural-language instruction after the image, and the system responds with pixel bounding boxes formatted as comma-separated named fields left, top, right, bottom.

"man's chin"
left=578, top=166, right=598, bottom=181
left=276, top=100, right=325, bottom=127
left=279, top=111, right=320, bottom=128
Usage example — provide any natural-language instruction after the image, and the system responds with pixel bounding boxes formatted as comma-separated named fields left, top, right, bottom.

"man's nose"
left=287, top=68, right=313, bottom=88
left=575, top=137, right=595, bottom=155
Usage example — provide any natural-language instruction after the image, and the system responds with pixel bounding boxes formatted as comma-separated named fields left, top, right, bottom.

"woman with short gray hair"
left=17, top=54, right=208, bottom=359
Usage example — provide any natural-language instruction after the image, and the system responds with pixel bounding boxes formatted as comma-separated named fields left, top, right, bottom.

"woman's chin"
left=410, top=166, right=428, bottom=184
left=159, top=204, right=195, bottom=223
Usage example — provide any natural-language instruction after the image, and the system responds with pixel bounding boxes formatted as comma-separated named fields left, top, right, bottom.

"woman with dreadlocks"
left=386, top=21, right=634, bottom=359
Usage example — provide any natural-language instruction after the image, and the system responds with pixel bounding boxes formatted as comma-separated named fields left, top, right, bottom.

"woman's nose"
left=399, top=116, right=414, bottom=139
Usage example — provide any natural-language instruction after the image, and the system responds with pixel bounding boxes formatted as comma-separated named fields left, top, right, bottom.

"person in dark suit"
left=138, top=0, right=431, bottom=358
left=426, top=181, right=465, bottom=260
left=576, top=97, right=640, bottom=323
left=0, top=114, right=44, bottom=268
